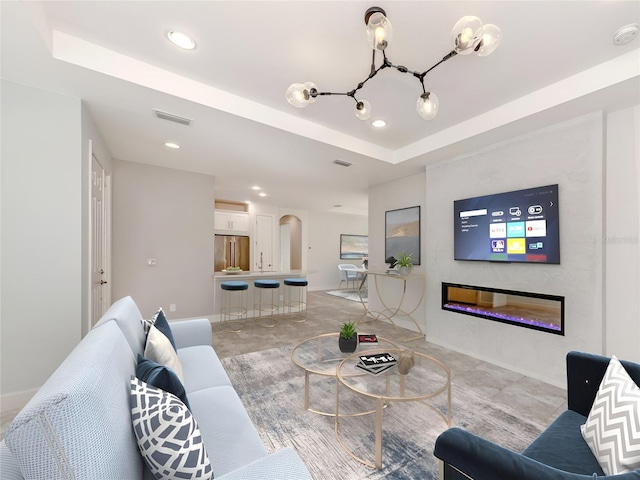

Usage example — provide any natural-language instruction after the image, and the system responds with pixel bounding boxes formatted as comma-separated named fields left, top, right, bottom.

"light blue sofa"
left=1, top=296, right=312, bottom=479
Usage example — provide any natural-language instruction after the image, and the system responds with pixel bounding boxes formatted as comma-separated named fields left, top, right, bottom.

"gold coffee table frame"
left=335, top=349, right=451, bottom=470
left=290, top=333, right=400, bottom=417
left=355, top=271, right=426, bottom=342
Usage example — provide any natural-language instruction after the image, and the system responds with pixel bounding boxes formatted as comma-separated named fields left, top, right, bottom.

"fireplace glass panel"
left=441, top=282, right=564, bottom=335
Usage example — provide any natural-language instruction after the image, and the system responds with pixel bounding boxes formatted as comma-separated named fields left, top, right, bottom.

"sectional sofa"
left=0, top=296, right=312, bottom=479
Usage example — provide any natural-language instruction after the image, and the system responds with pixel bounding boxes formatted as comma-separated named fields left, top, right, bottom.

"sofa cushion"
left=130, top=377, right=213, bottom=480
left=136, top=354, right=190, bottom=409
left=4, top=322, right=143, bottom=479
left=187, top=386, right=267, bottom=477
left=152, top=308, right=178, bottom=351
left=178, top=346, right=232, bottom=393
left=581, top=355, right=640, bottom=475
left=145, top=324, right=185, bottom=383
left=522, top=409, right=604, bottom=475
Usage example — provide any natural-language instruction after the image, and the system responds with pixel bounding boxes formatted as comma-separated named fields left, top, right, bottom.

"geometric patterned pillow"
left=130, top=377, right=213, bottom=479
left=580, top=355, right=640, bottom=475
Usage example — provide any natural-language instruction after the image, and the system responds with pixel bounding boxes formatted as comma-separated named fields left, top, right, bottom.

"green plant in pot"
left=396, top=251, right=414, bottom=275
left=339, top=321, right=358, bottom=353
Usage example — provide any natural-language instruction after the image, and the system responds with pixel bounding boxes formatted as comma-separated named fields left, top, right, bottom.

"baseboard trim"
left=1, top=389, right=37, bottom=413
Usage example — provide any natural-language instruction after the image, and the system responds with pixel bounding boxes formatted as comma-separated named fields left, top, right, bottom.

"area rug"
left=221, top=346, right=546, bottom=479
left=325, top=289, right=368, bottom=303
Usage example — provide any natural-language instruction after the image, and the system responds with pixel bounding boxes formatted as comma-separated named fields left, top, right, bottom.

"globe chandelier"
left=286, top=7, right=501, bottom=121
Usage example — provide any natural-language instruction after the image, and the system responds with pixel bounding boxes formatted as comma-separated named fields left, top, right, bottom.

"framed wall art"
left=385, top=206, right=420, bottom=264
left=340, top=234, right=368, bottom=260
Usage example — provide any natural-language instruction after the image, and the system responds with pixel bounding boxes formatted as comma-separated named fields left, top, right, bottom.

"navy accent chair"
left=434, top=351, right=640, bottom=479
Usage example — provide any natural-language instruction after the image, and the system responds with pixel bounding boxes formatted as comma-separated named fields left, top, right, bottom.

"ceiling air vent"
left=153, top=109, right=192, bottom=126
left=333, top=159, right=352, bottom=167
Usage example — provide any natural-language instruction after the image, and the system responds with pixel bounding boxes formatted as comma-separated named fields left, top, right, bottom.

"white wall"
left=111, top=160, right=215, bottom=319
left=425, top=113, right=605, bottom=387
left=1, top=80, right=83, bottom=404
left=605, top=105, right=640, bottom=361
left=307, top=211, right=368, bottom=291
left=368, top=172, right=427, bottom=332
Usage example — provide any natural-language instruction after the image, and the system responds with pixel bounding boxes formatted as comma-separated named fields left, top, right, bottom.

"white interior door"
left=255, top=214, right=274, bottom=271
left=91, top=154, right=109, bottom=325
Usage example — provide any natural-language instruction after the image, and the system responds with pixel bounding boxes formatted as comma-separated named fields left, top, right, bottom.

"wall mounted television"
left=454, top=184, right=560, bottom=264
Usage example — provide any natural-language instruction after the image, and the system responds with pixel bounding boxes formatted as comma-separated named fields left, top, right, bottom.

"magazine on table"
left=356, top=352, right=397, bottom=375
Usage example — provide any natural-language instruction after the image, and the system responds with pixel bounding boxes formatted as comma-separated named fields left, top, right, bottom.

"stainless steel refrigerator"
left=214, top=235, right=250, bottom=271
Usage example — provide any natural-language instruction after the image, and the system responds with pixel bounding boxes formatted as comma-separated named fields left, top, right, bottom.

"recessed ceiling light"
left=167, top=31, right=196, bottom=50
left=258, top=192, right=267, bottom=197
left=164, top=142, right=181, bottom=149
left=371, top=119, right=387, bottom=128
left=251, top=185, right=261, bottom=190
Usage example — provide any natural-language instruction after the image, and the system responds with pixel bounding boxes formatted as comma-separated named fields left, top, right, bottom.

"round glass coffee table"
left=290, top=333, right=400, bottom=416
left=336, top=349, right=451, bottom=469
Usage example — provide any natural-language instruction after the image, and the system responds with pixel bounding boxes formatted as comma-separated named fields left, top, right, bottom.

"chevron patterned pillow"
left=580, top=355, right=640, bottom=475
left=130, top=377, right=213, bottom=479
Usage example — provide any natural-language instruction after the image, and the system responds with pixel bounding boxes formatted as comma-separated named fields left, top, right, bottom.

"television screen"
left=454, top=184, right=560, bottom=264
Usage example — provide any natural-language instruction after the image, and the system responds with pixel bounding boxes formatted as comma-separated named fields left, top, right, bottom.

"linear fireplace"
left=441, top=282, right=564, bottom=335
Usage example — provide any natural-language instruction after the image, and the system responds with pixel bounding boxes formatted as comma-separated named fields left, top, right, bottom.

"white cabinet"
left=214, top=210, right=250, bottom=234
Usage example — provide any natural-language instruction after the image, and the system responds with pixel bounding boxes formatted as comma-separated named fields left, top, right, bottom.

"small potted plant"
left=396, top=251, right=414, bottom=275
left=339, top=321, right=358, bottom=353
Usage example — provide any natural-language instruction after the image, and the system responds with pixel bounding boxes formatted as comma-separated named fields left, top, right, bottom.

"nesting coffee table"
left=290, top=333, right=400, bottom=416
left=336, top=349, right=451, bottom=469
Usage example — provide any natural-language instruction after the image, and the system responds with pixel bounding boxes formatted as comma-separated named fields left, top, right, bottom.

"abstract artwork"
left=385, top=206, right=420, bottom=265
left=340, top=234, right=368, bottom=260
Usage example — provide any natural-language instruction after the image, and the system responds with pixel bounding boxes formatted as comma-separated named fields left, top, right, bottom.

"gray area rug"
left=221, top=346, right=546, bottom=479
left=325, top=289, right=368, bottom=303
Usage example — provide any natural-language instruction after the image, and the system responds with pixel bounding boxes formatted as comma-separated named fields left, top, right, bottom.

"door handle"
left=100, top=280, right=108, bottom=285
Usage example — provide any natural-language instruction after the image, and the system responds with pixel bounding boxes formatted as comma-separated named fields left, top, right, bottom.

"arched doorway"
left=280, top=215, right=302, bottom=271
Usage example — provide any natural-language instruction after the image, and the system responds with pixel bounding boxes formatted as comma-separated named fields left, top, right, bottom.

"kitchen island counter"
left=213, top=270, right=310, bottom=280
left=212, top=271, right=312, bottom=321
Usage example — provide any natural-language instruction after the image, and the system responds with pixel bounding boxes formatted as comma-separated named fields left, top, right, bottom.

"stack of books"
left=356, top=352, right=397, bottom=375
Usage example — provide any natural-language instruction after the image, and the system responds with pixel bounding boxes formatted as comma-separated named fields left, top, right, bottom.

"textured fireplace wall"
left=425, top=112, right=603, bottom=387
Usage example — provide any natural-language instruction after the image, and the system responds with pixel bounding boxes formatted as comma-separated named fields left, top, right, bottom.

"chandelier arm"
left=370, top=49, right=377, bottom=76
left=306, top=48, right=458, bottom=107
left=311, top=91, right=352, bottom=97
left=417, top=50, right=458, bottom=79
left=355, top=60, right=387, bottom=93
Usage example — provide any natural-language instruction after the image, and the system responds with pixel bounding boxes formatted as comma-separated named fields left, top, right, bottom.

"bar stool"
left=219, top=281, right=249, bottom=333
left=254, top=279, right=280, bottom=328
left=283, top=278, right=308, bottom=323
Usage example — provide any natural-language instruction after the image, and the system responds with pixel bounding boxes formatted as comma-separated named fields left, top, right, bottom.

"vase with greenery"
left=339, top=321, right=358, bottom=353
left=396, top=251, right=414, bottom=275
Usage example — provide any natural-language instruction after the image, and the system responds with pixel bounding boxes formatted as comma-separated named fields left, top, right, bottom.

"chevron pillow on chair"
left=581, top=355, right=640, bottom=475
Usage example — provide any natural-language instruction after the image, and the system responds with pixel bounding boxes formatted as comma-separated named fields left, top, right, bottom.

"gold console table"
left=355, top=271, right=426, bottom=342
